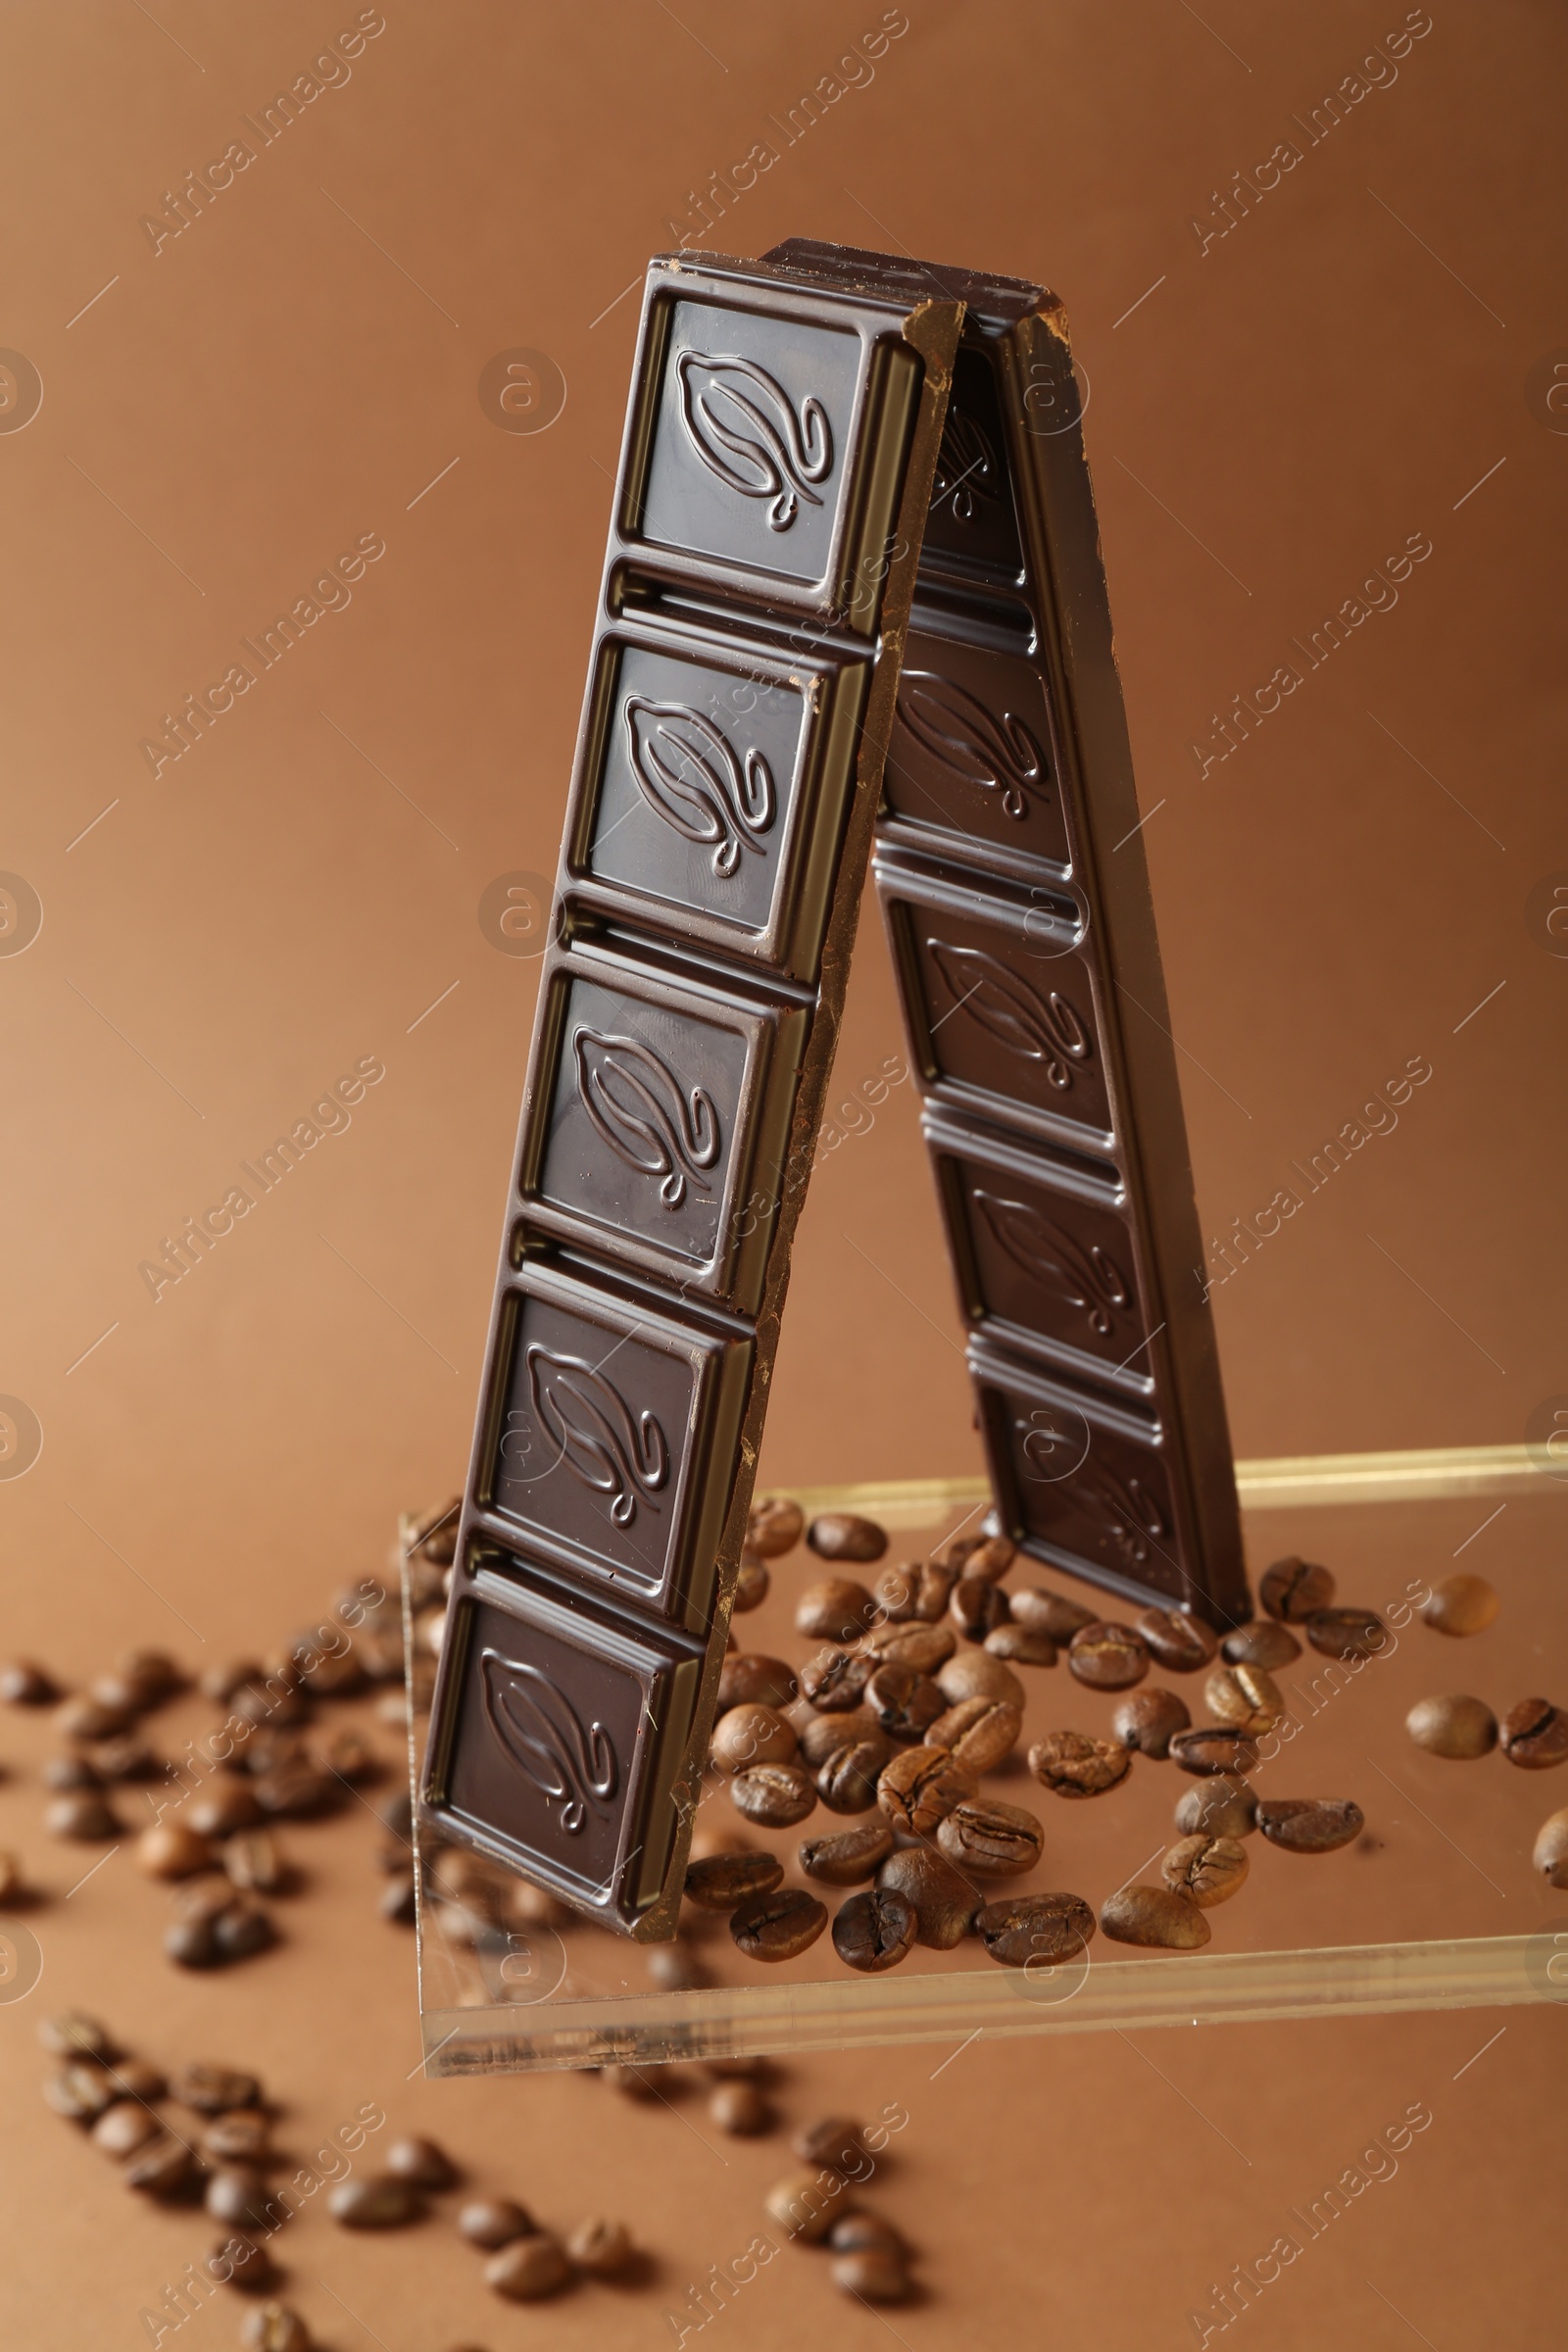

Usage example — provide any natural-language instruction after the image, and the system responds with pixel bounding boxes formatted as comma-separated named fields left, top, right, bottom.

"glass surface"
left=408, top=1457, right=1568, bottom=2074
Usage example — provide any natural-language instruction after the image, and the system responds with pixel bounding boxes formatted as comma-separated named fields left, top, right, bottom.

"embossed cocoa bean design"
left=930, top=404, right=998, bottom=521
left=525, top=1343, right=669, bottom=1528
left=480, top=1649, right=618, bottom=1836
left=972, top=1190, right=1132, bottom=1337
left=675, top=350, right=832, bottom=530
left=572, top=1026, right=721, bottom=1207
left=927, top=939, right=1092, bottom=1088
left=622, top=695, right=776, bottom=877
left=895, top=672, right=1047, bottom=821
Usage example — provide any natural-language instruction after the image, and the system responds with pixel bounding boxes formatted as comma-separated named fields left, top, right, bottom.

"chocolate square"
left=884, top=621, right=1070, bottom=877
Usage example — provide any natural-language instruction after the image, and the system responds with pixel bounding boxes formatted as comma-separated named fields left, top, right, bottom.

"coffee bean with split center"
left=1221, top=1621, right=1300, bottom=1669
left=1028, top=1731, right=1131, bottom=1797
left=863, top=1662, right=945, bottom=1744
left=1204, top=1663, right=1285, bottom=1735
left=1135, top=1607, right=1217, bottom=1674
left=174, top=2063, right=262, bottom=2114
left=876, top=1745, right=975, bottom=1836
left=816, top=1736, right=893, bottom=1815
left=876, top=1847, right=976, bottom=1949
left=1420, top=1573, right=1499, bottom=1638
left=730, top=1763, right=816, bottom=1829
left=1111, top=1689, right=1191, bottom=1757
left=950, top=1574, right=1009, bottom=1643
left=566, top=2217, right=635, bottom=2277
left=875, top=1559, right=956, bottom=1624
left=799, top=1647, right=876, bottom=1712
left=729, top=1887, right=828, bottom=1963
left=859, top=1620, right=956, bottom=1673
left=685, top=1852, right=784, bottom=1910
left=1162, top=1834, right=1249, bottom=1906
left=1102, top=1886, right=1210, bottom=1949
left=1405, top=1694, right=1497, bottom=1759
left=202, top=2111, right=272, bottom=2165
left=1305, top=1608, right=1388, bottom=1661
left=1500, top=1699, right=1568, bottom=1769
left=1068, top=1623, right=1149, bottom=1690
left=799, top=1823, right=894, bottom=1886
left=832, top=1888, right=916, bottom=1973
left=1169, top=1727, right=1259, bottom=1777
left=1173, top=1772, right=1257, bottom=1839
left=44, top=2061, right=118, bottom=2123
left=808, top=1513, right=887, bottom=1563
left=238, top=2302, right=310, bottom=2351
left=926, top=1694, right=1023, bottom=1773
left=1260, top=1556, right=1336, bottom=1621
left=974, top=1890, right=1095, bottom=1968
left=936, top=1795, right=1044, bottom=1878
left=1256, top=1797, right=1364, bottom=1853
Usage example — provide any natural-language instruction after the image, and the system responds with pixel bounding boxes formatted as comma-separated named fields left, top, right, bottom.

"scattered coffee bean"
left=203, top=2110, right=272, bottom=2164
left=1161, top=1835, right=1249, bottom=1907
left=387, top=2134, right=457, bottom=2188
left=135, top=1823, right=216, bottom=1881
left=807, top=1513, right=887, bottom=1564
left=312, top=1726, right=379, bottom=1781
left=1421, top=1573, right=1499, bottom=1638
left=1500, top=1698, right=1568, bottom=1769
left=253, top=1762, right=340, bottom=1818
left=799, top=1823, right=895, bottom=1887
left=863, top=1662, right=945, bottom=1744
left=1532, top=1807, right=1568, bottom=1887
left=187, top=1781, right=265, bottom=1838
left=202, top=1659, right=263, bottom=1703
left=730, top=1763, right=816, bottom=1829
left=239, top=2304, right=311, bottom=2352
left=800, top=1710, right=879, bottom=1768
left=1405, top=1693, right=1497, bottom=1759
left=224, top=1831, right=290, bottom=1894
left=830, top=2212, right=904, bottom=2255
left=1222, top=1621, right=1300, bottom=1669
left=0, top=1848, right=24, bottom=1903
left=112, top=2060, right=169, bottom=2103
left=1102, top=1885, right=1210, bottom=1949
left=874, top=1559, right=956, bottom=1623
left=123, top=2133, right=201, bottom=2198
left=91, top=2100, right=164, bottom=2159
left=796, top=1579, right=879, bottom=1642
left=949, top=1573, right=1009, bottom=1642
left=763, top=2168, right=848, bottom=2241
left=1204, top=1663, right=1285, bottom=1735
left=1067, top=1623, right=1150, bottom=1690
left=1009, top=1589, right=1098, bottom=1642
left=1028, top=1730, right=1131, bottom=1797
left=710, top=2081, right=772, bottom=2134
left=833, top=1888, right=916, bottom=1973
left=208, top=2165, right=276, bottom=2231
left=214, top=1897, right=276, bottom=1962
left=328, top=2174, right=422, bottom=2228
left=232, top=1681, right=311, bottom=1731
left=732, top=1552, right=770, bottom=1611
left=936, top=1649, right=1025, bottom=1711
left=58, top=1695, right=135, bottom=1743
left=45, top=2061, right=118, bottom=2123
left=974, top=1890, right=1095, bottom=1968
left=859, top=1620, right=956, bottom=1673
left=963, top=1534, right=1017, bottom=1583
left=1110, top=1688, right=1191, bottom=1758
left=710, top=1702, right=798, bottom=1774
left=43, top=1754, right=101, bottom=1790
left=876, top=1847, right=976, bottom=1949
left=174, top=2061, right=262, bottom=2114
left=1174, top=1773, right=1258, bottom=1839
left=1135, top=1605, right=1218, bottom=1673
left=876, top=1745, right=975, bottom=1836
left=816, top=1737, right=893, bottom=1815
left=716, top=1653, right=797, bottom=1711
left=980, top=1621, right=1054, bottom=1670
left=748, top=1495, right=805, bottom=1556
left=685, top=1852, right=784, bottom=1911
left=380, top=1875, right=417, bottom=1926
left=212, top=2232, right=275, bottom=2293
left=39, top=2008, right=115, bottom=2060
left=1169, top=1727, right=1259, bottom=1777
left=1305, top=1607, right=1388, bottom=1661
left=793, top=2116, right=869, bottom=2175
left=46, top=1790, right=121, bottom=1840
left=486, top=2232, right=573, bottom=2298
left=730, top=1887, right=828, bottom=1963
left=935, top=1794, right=1044, bottom=1877
left=460, top=2196, right=535, bottom=2247
left=1260, top=1555, right=1336, bottom=1621
left=1256, top=1797, right=1364, bottom=1853
left=0, top=1659, right=57, bottom=1705
left=832, top=2247, right=911, bottom=2300
left=566, top=2216, right=634, bottom=2276
left=926, top=1694, right=1023, bottom=1773
left=798, top=1647, right=876, bottom=1711
left=85, top=1736, right=162, bottom=1782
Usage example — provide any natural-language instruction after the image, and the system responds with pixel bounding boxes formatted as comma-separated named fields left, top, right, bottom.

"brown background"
left=1, top=3, right=1564, bottom=2347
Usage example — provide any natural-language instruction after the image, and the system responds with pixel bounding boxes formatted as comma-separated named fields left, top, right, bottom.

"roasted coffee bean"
left=799, top=1646, right=876, bottom=1711
left=380, top=1875, right=418, bottom=1926
left=1405, top=1693, right=1497, bottom=1759
left=832, top=2248, right=911, bottom=2302
left=1028, top=1731, right=1131, bottom=1797
left=808, top=1513, right=887, bottom=1564
left=685, top=1851, right=784, bottom=1911
left=224, top=1831, right=290, bottom=1894
left=1305, top=1607, right=1389, bottom=1661
left=764, top=2168, right=848, bottom=2242
left=167, top=1914, right=222, bottom=1969
left=748, top=1495, right=805, bottom=1556
left=876, top=1847, right=975, bottom=1949
left=385, top=2133, right=457, bottom=2188
left=730, top=1762, right=816, bottom=1829
left=927, top=1694, right=1023, bottom=1773
left=793, top=2116, right=869, bottom=2175
left=239, top=2304, right=311, bottom=2352
left=1421, top=1572, right=1499, bottom=1638
left=208, top=2165, right=276, bottom=2231
left=1500, top=1698, right=1568, bottom=1770
left=0, top=1659, right=57, bottom=1705
left=1260, top=1555, right=1336, bottom=1621
left=733, top=1552, right=770, bottom=1611
left=799, top=1823, right=894, bottom=1887
left=716, top=1653, right=797, bottom=1712
left=646, top=1937, right=710, bottom=1992
left=123, top=2133, right=201, bottom=2198
left=864, top=1662, right=945, bottom=1744
left=831, top=2212, right=905, bottom=2256
left=1173, top=1773, right=1258, bottom=1839
left=817, top=1738, right=893, bottom=1815
left=710, top=2081, right=772, bottom=2134
left=58, top=1695, right=134, bottom=1742
left=1134, top=1605, right=1217, bottom=1673
left=877, top=1745, right=975, bottom=1835
left=486, top=2233, right=572, bottom=2299
left=230, top=1729, right=304, bottom=1780
left=43, top=1753, right=101, bottom=1789
left=730, top=1887, right=828, bottom=1963
left=859, top=1619, right=956, bottom=1673
left=211, top=2232, right=276, bottom=2294
left=202, top=1659, right=264, bottom=1703
left=874, top=1559, right=956, bottom=1623
left=1102, top=1885, right=1211, bottom=1949
left=949, top=1573, right=1009, bottom=1643
left=796, top=1578, right=879, bottom=1642
left=1169, top=1727, right=1259, bottom=1777
left=134, top=1822, right=215, bottom=1881
left=92, top=2099, right=165, bottom=2158
left=46, top=1790, right=121, bottom=1839
left=232, top=1682, right=311, bottom=1730
left=1221, top=1620, right=1301, bottom=1669
left=1533, top=1807, right=1568, bottom=1887
left=1111, top=1688, right=1191, bottom=1757
left=406, top=1497, right=460, bottom=1564
left=833, top=1888, right=916, bottom=1973
left=113, top=2056, right=168, bottom=2102
left=974, top=1889, right=1095, bottom=1968
left=188, top=1780, right=265, bottom=1838
left=253, top=1763, right=340, bottom=1818
left=1009, top=1588, right=1097, bottom=1642
left=1162, top=1835, right=1249, bottom=1907
left=1256, top=1797, right=1364, bottom=1853
left=312, top=1726, right=379, bottom=1782
left=202, top=2110, right=272, bottom=2164
left=1067, top=1622, right=1149, bottom=1690
left=1203, top=1663, right=1285, bottom=1735
left=86, top=1736, right=162, bottom=1781
left=936, top=1796, right=1044, bottom=1878
left=214, top=1897, right=275, bottom=1962
left=174, top=2061, right=262, bottom=2114
left=800, top=1709, right=880, bottom=1768
left=566, top=2216, right=634, bottom=2277
left=45, top=2060, right=118, bottom=2122
left=937, top=1649, right=1025, bottom=1711
left=983, top=1623, right=1056, bottom=1667
left=710, top=1702, right=798, bottom=1774
left=963, top=1535, right=1017, bottom=1584
left=295, top=1647, right=365, bottom=1701
left=0, top=1847, right=24, bottom=1903
left=39, top=2008, right=116, bottom=2060
left=328, top=2174, right=422, bottom=2227
left=460, top=2196, right=535, bottom=2248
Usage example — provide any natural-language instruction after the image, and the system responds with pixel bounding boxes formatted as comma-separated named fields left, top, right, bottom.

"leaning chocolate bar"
left=769, top=239, right=1247, bottom=1627
left=419, top=252, right=962, bottom=1935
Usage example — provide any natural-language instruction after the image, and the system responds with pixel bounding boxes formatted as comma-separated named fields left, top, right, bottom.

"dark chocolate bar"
left=420, top=253, right=963, bottom=1934
left=769, top=238, right=1247, bottom=1627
